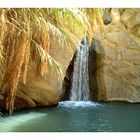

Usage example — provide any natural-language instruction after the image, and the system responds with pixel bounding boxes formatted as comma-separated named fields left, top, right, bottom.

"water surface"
left=0, top=101, right=140, bottom=132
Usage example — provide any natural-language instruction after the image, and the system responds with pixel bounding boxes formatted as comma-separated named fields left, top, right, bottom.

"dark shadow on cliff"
left=61, top=38, right=106, bottom=102
left=89, top=38, right=106, bottom=101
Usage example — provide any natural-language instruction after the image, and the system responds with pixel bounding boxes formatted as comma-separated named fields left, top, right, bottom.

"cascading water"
left=70, top=40, right=90, bottom=101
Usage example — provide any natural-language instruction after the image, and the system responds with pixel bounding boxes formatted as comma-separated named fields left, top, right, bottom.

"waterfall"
left=70, top=40, right=90, bottom=101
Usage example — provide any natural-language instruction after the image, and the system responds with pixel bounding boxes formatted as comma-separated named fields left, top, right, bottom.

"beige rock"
left=104, top=23, right=126, bottom=34
left=105, top=32, right=140, bottom=49
left=133, top=9, right=140, bottom=12
left=15, top=32, right=75, bottom=108
left=110, top=9, right=121, bottom=24
left=121, top=9, right=140, bottom=30
left=96, top=8, right=140, bottom=103
left=19, top=67, right=60, bottom=106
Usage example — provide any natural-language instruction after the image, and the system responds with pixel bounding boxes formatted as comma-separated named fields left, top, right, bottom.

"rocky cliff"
left=1, top=8, right=140, bottom=112
left=0, top=33, right=76, bottom=111
left=94, top=8, right=140, bottom=102
left=15, top=35, right=76, bottom=109
left=62, top=8, right=140, bottom=103
left=20, top=8, right=140, bottom=106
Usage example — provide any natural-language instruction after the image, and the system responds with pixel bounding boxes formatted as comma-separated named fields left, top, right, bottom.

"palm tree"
left=0, top=8, right=104, bottom=114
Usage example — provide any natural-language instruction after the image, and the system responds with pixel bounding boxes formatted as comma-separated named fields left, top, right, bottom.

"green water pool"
left=0, top=101, right=140, bottom=132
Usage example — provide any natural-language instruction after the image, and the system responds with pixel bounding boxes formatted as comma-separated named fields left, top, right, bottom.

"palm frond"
left=32, top=40, right=63, bottom=81
left=0, top=8, right=104, bottom=113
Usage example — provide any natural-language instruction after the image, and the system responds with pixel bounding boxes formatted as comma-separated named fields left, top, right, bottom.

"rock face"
left=7, top=34, right=76, bottom=110
left=94, top=8, right=140, bottom=102
left=51, top=8, right=140, bottom=103
left=61, top=56, right=75, bottom=101
left=1, top=8, right=140, bottom=112
left=89, top=40, right=107, bottom=102
left=16, top=37, right=75, bottom=108
left=26, top=8, right=140, bottom=104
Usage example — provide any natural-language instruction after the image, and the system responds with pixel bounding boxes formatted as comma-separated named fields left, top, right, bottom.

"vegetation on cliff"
left=0, top=8, right=103, bottom=114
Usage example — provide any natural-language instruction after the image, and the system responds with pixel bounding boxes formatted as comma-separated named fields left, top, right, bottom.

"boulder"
left=16, top=34, right=76, bottom=108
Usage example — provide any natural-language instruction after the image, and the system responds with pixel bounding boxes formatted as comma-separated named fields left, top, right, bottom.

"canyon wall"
left=23, top=8, right=140, bottom=105
left=62, top=8, right=140, bottom=103
left=95, top=8, right=140, bottom=102
left=1, top=8, right=140, bottom=112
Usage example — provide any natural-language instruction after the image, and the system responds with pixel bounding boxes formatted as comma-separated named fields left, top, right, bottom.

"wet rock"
left=17, top=90, right=36, bottom=107
left=0, top=97, right=28, bottom=112
left=14, top=97, right=28, bottom=110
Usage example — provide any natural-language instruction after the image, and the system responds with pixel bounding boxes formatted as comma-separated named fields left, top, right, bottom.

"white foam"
left=59, top=101, right=102, bottom=108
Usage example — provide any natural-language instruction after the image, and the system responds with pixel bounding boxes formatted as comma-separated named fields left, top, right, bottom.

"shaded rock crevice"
left=61, top=39, right=107, bottom=102
left=0, top=94, right=29, bottom=112
left=60, top=53, right=76, bottom=101
left=89, top=39, right=106, bottom=101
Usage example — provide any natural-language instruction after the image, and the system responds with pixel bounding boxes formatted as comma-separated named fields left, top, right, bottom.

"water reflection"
left=0, top=112, right=46, bottom=131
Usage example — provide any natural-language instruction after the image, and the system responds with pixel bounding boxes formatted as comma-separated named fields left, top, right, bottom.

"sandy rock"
left=110, top=9, right=121, bottom=24
left=96, top=8, right=140, bottom=103
left=0, top=94, right=4, bottom=100
left=120, top=9, right=140, bottom=37
left=15, top=33, right=75, bottom=108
